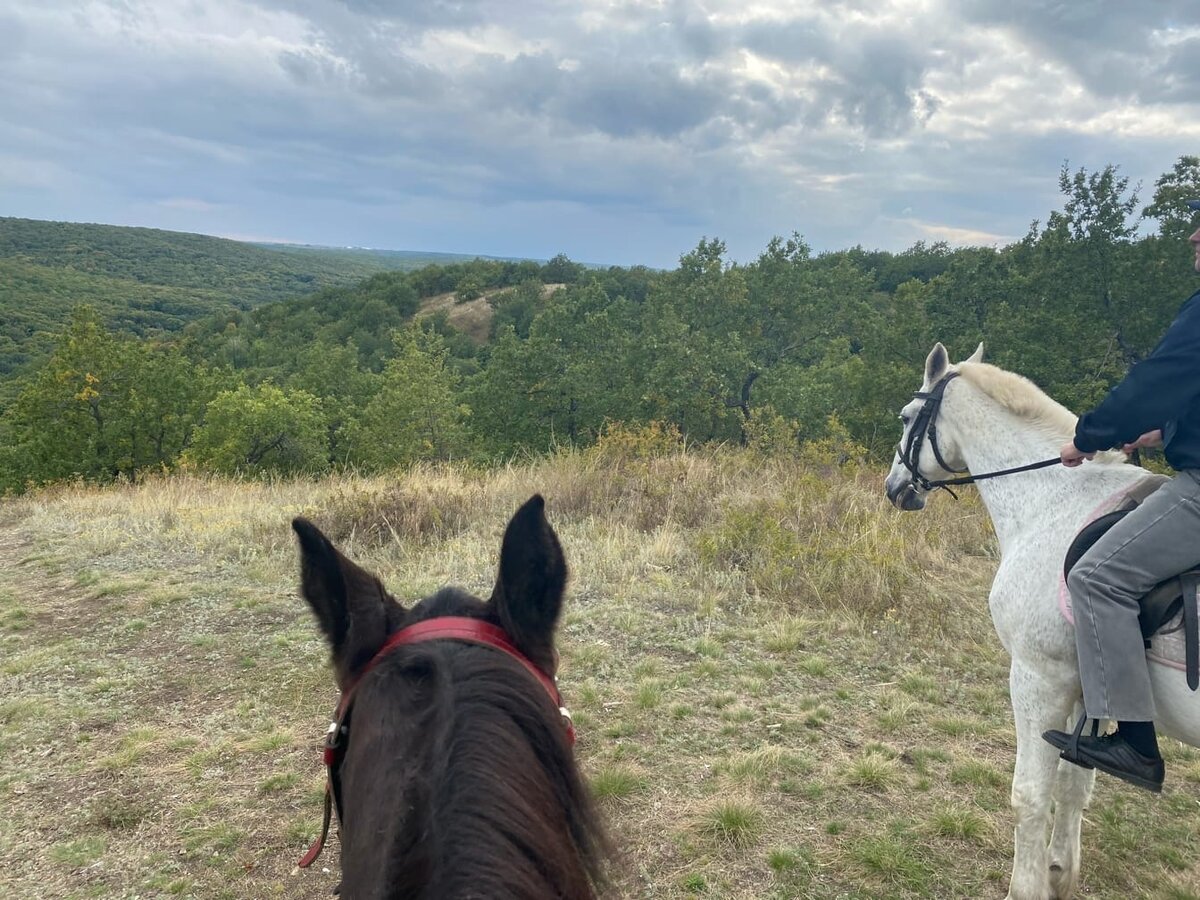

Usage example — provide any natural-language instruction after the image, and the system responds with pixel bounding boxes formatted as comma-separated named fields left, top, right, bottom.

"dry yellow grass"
left=1, top=448, right=1198, bottom=898
left=415, top=282, right=565, bottom=344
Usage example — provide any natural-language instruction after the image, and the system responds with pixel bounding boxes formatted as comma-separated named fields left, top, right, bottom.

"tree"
left=288, top=341, right=379, bottom=465
left=489, top=280, right=545, bottom=340
left=630, top=239, right=751, bottom=442
left=186, top=383, right=328, bottom=475
left=1, top=307, right=216, bottom=487
left=541, top=253, right=586, bottom=284
left=341, top=325, right=471, bottom=469
left=469, top=285, right=640, bottom=452
left=997, top=163, right=1147, bottom=402
left=1142, top=155, right=1200, bottom=242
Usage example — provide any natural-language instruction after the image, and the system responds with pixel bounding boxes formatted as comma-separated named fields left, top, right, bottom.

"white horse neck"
left=944, top=379, right=1146, bottom=555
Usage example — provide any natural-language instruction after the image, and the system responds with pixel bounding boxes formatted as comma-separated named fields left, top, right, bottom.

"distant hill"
left=0, top=217, right=522, bottom=378
left=253, top=242, right=532, bottom=271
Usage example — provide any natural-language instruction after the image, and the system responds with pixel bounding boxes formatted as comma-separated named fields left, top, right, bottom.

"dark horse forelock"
left=337, top=641, right=608, bottom=899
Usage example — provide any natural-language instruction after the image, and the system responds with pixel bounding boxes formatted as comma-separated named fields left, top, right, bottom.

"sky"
left=2, top=1, right=1199, bottom=268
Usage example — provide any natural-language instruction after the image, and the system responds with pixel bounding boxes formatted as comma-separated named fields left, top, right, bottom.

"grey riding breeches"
left=1068, top=469, right=1200, bottom=721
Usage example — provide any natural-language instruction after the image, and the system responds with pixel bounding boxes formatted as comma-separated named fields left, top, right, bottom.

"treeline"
left=1, top=158, right=1198, bottom=492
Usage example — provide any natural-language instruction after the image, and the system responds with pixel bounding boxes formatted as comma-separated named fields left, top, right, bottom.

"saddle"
left=1063, top=475, right=1200, bottom=691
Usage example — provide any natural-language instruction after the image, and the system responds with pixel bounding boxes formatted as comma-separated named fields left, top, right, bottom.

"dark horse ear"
left=489, top=495, right=567, bottom=674
left=292, top=517, right=405, bottom=690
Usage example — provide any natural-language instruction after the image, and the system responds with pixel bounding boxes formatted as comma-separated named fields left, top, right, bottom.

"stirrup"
left=1062, top=712, right=1099, bottom=767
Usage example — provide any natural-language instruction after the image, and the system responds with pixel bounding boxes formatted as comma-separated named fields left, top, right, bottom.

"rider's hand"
left=1060, top=441, right=1095, bottom=468
left=1122, top=429, right=1163, bottom=454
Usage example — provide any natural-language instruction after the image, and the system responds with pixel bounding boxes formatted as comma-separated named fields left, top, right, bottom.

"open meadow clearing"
left=1, top=447, right=1199, bottom=899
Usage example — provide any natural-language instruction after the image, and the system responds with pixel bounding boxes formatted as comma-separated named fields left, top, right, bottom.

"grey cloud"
left=261, top=0, right=572, bottom=33
left=959, top=0, right=1200, bottom=101
left=466, top=51, right=733, bottom=140
left=556, top=62, right=722, bottom=139
left=741, top=18, right=935, bottom=137
left=1156, top=34, right=1200, bottom=102
left=823, top=35, right=934, bottom=136
left=741, top=17, right=835, bottom=65
left=2, top=0, right=1197, bottom=268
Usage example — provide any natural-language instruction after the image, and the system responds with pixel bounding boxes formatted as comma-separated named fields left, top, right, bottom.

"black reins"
left=899, top=371, right=1062, bottom=496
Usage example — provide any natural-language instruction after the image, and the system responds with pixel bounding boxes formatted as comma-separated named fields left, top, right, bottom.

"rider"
left=1043, top=203, right=1200, bottom=792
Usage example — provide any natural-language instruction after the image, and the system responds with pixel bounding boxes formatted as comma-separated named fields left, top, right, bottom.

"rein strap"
left=919, top=456, right=1062, bottom=491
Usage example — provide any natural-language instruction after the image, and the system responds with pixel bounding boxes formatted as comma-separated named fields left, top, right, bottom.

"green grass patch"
left=259, top=773, right=302, bottom=793
left=846, top=831, right=934, bottom=890
left=696, top=798, right=763, bottom=849
left=930, top=805, right=987, bottom=842
left=49, top=835, right=107, bottom=868
left=846, top=749, right=899, bottom=790
left=949, top=760, right=1008, bottom=790
left=589, top=763, right=647, bottom=802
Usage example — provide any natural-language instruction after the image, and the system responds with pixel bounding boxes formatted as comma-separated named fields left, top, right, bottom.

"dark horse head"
left=293, top=495, right=609, bottom=899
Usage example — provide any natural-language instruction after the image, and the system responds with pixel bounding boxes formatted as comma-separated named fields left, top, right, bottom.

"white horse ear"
left=924, top=343, right=950, bottom=383
left=965, top=342, right=984, bottom=364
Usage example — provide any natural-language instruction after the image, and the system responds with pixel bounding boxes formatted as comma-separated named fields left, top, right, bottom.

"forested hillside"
left=2, top=158, right=1198, bottom=493
left=0, top=218, right=495, bottom=378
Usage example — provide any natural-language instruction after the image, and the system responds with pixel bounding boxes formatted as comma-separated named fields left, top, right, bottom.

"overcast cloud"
left=2, top=0, right=1198, bottom=266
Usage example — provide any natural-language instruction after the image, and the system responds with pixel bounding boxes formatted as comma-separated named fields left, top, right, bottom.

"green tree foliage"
left=0, top=217, right=407, bottom=301
left=0, top=217, right=424, bottom=378
left=186, top=383, right=328, bottom=475
left=468, top=283, right=641, bottom=452
left=489, top=280, right=546, bottom=340
left=341, top=326, right=471, bottom=469
left=542, top=253, right=587, bottom=284
left=1, top=308, right=216, bottom=489
left=1143, top=156, right=1200, bottom=241
left=287, top=341, right=380, bottom=466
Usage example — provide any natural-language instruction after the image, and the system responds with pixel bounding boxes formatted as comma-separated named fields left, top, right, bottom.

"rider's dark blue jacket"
left=1074, top=288, right=1200, bottom=470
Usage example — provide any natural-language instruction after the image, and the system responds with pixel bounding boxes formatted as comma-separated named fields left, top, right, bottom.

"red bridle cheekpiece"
left=298, top=616, right=576, bottom=868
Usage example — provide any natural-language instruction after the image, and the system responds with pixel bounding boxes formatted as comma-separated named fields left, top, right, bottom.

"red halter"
left=298, top=616, right=575, bottom=868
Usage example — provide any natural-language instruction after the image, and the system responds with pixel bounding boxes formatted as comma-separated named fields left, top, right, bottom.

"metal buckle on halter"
left=323, top=720, right=344, bottom=766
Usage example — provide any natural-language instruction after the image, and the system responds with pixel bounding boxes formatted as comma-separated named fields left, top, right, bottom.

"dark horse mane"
left=294, top=497, right=609, bottom=899
left=344, top=594, right=608, bottom=898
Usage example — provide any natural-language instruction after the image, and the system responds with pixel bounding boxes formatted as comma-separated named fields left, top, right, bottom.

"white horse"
left=884, top=343, right=1200, bottom=900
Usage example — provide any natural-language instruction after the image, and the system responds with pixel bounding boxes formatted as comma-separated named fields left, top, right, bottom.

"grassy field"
left=1, top=446, right=1198, bottom=899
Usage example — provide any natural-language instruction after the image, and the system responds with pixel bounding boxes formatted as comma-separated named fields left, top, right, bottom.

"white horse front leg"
left=1046, top=703, right=1095, bottom=900
left=1006, top=662, right=1076, bottom=900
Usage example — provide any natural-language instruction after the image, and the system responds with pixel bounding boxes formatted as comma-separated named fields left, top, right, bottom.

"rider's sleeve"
left=1074, top=291, right=1200, bottom=453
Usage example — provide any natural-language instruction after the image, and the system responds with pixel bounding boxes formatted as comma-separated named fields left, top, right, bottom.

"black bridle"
left=897, top=371, right=1061, bottom=496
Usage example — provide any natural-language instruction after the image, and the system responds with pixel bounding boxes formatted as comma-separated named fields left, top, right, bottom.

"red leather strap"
left=297, top=783, right=333, bottom=869
left=377, top=617, right=564, bottom=713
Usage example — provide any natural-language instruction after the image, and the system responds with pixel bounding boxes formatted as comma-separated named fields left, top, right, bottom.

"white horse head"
left=884, top=341, right=972, bottom=510
left=883, top=344, right=1200, bottom=900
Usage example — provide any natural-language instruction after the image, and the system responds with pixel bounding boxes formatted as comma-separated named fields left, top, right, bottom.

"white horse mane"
left=955, top=361, right=1128, bottom=465
left=955, top=362, right=1077, bottom=437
